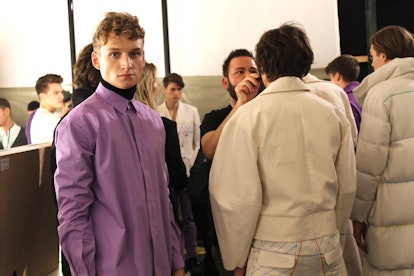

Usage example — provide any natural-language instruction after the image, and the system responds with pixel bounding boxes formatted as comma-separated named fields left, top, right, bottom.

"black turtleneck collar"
left=101, top=78, right=136, bottom=100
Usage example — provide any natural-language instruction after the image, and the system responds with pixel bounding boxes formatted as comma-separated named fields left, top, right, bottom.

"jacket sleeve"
left=339, top=89, right=359, bottom=147
left=333, top=109, right=357, bottom=246
left=54, top=118, right=96, bottom=276
left=190, top=107, right=201, bottom=167
left=351, top=96, right=390, bottom=222
left=209, top=112, right=262, bottom=270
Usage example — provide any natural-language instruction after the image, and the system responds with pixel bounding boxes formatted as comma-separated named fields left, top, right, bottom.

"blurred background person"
left=61, top=90, right=72, bottom=117
left=158, top=73, right=202, bottom=274
left=0, top=98, right=27, bottom=149
left=25, top=100, right=39, bottom=144
left=30, top=74, right=64, bottom=144
left=71, top=43, right=100, bottom=107
left=325, top=54, right=362, bottom=131
left=27, top=100, right=39, bottom=115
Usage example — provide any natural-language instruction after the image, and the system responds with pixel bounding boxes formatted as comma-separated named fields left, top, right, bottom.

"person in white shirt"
left=30, top=74, right=64, bottom=144
left=158, top=73, right=200, bottom=174
left=0, top=98, right=27, bottom=149
left=157, top=73, right=202, bottom=274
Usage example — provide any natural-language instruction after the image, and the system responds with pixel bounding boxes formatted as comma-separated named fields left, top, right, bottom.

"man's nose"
left=243, top=71, right=251, bottom=78
left=121, top=55, right=132, bottom=68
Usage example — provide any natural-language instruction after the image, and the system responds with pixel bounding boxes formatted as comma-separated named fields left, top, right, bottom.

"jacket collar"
left=354, top=57, right=414, bottom=105
left=259, top=76, right=310, bottom=97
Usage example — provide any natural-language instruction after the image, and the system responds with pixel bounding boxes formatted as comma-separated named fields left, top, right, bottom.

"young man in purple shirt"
left=325, top=54, right=363, bottom=131
left=54, top=12, right=185, bottom=275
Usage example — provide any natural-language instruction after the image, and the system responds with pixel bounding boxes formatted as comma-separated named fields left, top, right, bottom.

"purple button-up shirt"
left=54, top=83, right=184, bottom=275
left=344, top=81, right=362, bottom=131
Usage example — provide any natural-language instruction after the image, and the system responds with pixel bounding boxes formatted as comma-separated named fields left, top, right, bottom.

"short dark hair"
left=371, top=25, right=414, bottom=59
left=35, top=74, right=63, bottom=95
left=255, top=23, right=314, bottom=82
left=163, top=73, right=185, bottom=88
left=0, top=98, right=11, bottom=110
left=325, top=54, right=360, bottom=82
left=27, top=100, right=39, bottom=111
left=222, top=49, right=254, bottom=77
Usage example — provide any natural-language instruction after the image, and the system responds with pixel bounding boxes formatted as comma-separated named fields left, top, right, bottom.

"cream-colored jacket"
left=209, top=77, right=356, bottom=270
left=303, top=74, right=358, bottom=146
left=351, top=58, right=414, bottom=273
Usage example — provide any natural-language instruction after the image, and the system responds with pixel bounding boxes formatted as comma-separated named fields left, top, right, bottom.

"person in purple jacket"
left=325, top=54, right=363, bottom=131
left=54, top=12, right=185, bottom=275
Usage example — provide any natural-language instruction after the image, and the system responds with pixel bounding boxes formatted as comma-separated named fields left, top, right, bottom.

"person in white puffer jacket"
left=351, top=25, right=414, bottom=275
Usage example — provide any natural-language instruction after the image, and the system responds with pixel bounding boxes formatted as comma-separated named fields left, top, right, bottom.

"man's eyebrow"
left=106, top=47, right=143, bottom=52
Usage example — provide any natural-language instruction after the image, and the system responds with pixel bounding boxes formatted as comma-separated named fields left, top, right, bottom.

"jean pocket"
left=254, top=248, right=296, bottom=268
left=323, top=244, right=343, bottom=265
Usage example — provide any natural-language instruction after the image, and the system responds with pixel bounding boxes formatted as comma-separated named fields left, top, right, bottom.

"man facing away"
left=209, top=23, right=356, bottom=275
left=325, top=54, right=362, bottom=131
left=30, top=74, right=64, bottom=144
left=54, top=12, right=184, bottom=275
left=0, top=98, right=27, bottom=149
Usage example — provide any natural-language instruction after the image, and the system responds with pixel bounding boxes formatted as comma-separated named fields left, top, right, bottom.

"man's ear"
left=38, top=93, right=46, bottom=102
left=334, top=72, right=341, bottom=82
left=222, top=76, right=229, bottom=90
left=380, top=52, right=388, bottom=63
left=91, top=51, right=100, bottom=70
left=5, top=107, right=11, bottom=116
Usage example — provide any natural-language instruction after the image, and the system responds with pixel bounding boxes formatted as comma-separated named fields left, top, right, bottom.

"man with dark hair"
left=157, top=72, right=202, bottom=275
left=194, top=49, right=261, bottom=275
left=162, top=72, right=185, bottom=89
left=209, top=23, right=356, bottom=275
left=325, top=54, right=362, bottom=131
left=27, top=100, right=39, bottom=115
left=201, top=49, right=261, bottom=160
left=30, top=74, right=64, bottom=144
left=0, top=98, right=27, bottom=149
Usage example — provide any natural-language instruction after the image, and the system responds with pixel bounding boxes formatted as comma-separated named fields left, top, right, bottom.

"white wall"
left=168, top=0, right=341, bottom=75
left=0, top=0, right=71, bottom=88
left=0, top=0, right=340, bottom=87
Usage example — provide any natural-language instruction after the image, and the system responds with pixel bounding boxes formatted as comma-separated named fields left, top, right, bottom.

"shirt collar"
left=95, top=83, right=144, bottom=114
